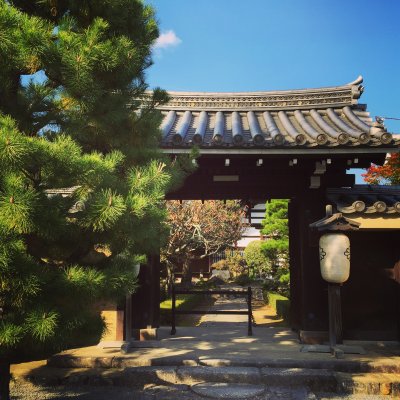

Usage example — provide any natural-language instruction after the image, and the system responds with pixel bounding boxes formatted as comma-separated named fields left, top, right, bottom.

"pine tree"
left=261, top=199, right=290, bottom=295
left=0, top=2, right=186, bottom=398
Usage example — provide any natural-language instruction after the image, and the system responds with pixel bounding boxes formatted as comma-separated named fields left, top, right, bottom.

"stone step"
left=336, top=372, right=400, bottom=396
left=190, top=383, right=266, bottom=399
left=48, top=353, right=400, bottom=374
left=12, top=364, right=400, bottom=396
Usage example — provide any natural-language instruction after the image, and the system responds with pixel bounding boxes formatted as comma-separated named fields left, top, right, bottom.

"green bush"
left=195, top=278, right=217, bottom=289
left=278, top=272, right=290, bottom=297
left=263, top=271, right=290, bottom=298
left=263, top=290, right=290, bottom=321
left=234, top=273, right=253, bottom=286
left=244, top=240, right=270, bottom=278
left=159, top=293, right=204, bottom=325
left=276, top=298, right=290, bottom=321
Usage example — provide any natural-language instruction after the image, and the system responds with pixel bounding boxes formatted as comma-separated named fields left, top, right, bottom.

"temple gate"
left=123, top=76, right=400, bottom=344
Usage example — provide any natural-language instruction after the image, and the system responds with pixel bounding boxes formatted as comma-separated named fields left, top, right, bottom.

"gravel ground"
left=10, top=382, right=395, bottom=400
left=10, top=382, right=202, bottom=400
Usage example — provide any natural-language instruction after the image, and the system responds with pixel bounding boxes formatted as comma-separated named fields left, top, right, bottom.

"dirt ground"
left=252, top=299, right=288, bottom=327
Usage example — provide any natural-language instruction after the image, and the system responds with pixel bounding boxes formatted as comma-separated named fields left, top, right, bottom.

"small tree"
left=362, top=153, right=400, bottom=185
left=261, top=199, right=290, bottom=296
left=244, top=240, right=270, bottom=278
left=162, top=200, right=245, bottom=286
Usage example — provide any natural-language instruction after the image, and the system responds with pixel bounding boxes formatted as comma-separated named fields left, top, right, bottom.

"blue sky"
left=146, top=0, right=400, bottom=182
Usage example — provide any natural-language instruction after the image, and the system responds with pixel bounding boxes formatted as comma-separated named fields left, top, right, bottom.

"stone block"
left=392, top=381, right=400, bottom=397
left=177, top=366, right=260, bottom=385
left=99, top=303, right=124, bottom=342
left=261, top=367, right=336, bottom=392
left=151, top=357, right=198, bottom=366
left=199, top=358, right=266, bottom=368
left=47, top=355, right=113, bottom=369
left=113, top=366, right=177, bottom=387
left=112, top=357, right=152, bottom=368
left=336, top=372, right=380, bottom=395
left=132, top=328, right=158, bottom=341
left=211, top=269, right=230, bottom=281
left=380, top=382, right=392, bottom=395
left=191, top=383, right=265, bottom=399
left=299, top=330, right=328, bottom=345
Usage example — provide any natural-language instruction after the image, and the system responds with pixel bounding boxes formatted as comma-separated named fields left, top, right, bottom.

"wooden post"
left=147, top=254, right=161, bottom=329
left=171, top=285, right=176, bottom=335
left=0, top=360, right=11, bottom=400
left=125, top=294, right=132, bottom=341
left=288, top=198, right=302, bottom=331
left=328, top=283, right=343, bottom=347
left=130, top=254, right=161, bottom=340
left=247, top=286, right=253, bottom=336
left=295, top=190, right=328, bottom=335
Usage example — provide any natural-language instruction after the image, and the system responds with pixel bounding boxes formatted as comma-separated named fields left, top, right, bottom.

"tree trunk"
left=0, top=359, right=11, bottom=400
left=181, top=259, right=192, bottom=287
left=166, top=263, right=175, bottom=296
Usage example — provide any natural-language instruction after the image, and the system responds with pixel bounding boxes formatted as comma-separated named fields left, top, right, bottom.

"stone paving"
left=10, top=285, right=400, bottom=399
left=198, top=296, right=249, bottom=327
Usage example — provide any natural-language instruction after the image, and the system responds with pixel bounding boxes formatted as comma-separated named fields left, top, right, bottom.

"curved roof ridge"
left=155, top=76, right=365, bottom=112
left=164, top=75, right=364, bottom=97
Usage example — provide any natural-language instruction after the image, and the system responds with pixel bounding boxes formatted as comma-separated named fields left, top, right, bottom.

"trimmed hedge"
left=264, top=291, right=290, bottom=321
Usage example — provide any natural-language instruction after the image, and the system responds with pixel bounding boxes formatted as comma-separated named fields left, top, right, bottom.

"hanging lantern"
left=319, top=233, right=350, bottom=284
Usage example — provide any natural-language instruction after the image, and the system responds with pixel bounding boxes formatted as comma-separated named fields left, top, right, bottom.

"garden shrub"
left=159, top=293, right=205, bottom=325
left=263, top=290, right=290, bottom=321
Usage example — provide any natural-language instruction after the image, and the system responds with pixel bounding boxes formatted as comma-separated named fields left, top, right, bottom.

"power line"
left=376, top=116, right=400, bottom=123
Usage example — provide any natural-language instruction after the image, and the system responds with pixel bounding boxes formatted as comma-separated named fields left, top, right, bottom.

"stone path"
left=198, top=297, right=248, bottom=327
left=198, top=285, right=259, bottom=328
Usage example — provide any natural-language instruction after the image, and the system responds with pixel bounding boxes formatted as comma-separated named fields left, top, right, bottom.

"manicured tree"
left=162, top=200, right=245, bottom=286
left=362, top=153, right=400, bottom=185
left=244, top=240, right=270, bottom=278
left=0, top=2, right=184, bottom=398
left=261, top=199, right=290, bottom=295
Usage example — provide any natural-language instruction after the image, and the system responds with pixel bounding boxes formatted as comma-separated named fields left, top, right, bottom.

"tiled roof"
left=327, top=185, right=400, bottom=215
left=158, top=76, right=398, bottom=150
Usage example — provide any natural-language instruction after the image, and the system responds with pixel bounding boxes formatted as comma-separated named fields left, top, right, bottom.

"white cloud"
left=153, top=30, right=182, bottom=50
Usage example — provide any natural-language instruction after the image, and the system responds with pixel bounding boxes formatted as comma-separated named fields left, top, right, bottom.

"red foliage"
left=362, top=153, right=400, bottom=185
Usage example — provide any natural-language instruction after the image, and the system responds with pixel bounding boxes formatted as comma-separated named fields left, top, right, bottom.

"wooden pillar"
left=288, top=197, right=303, bottom=331
left=291, top=190, right=330, bottom=342
left=130, top=254, right=161, bottom=340
left=125, top=294, right=132, bottom=341
left=328, top=283, right=343, bottom=345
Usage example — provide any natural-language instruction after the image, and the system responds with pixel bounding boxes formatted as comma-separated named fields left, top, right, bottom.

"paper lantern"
left=319, top=233, right=350, bottom=283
